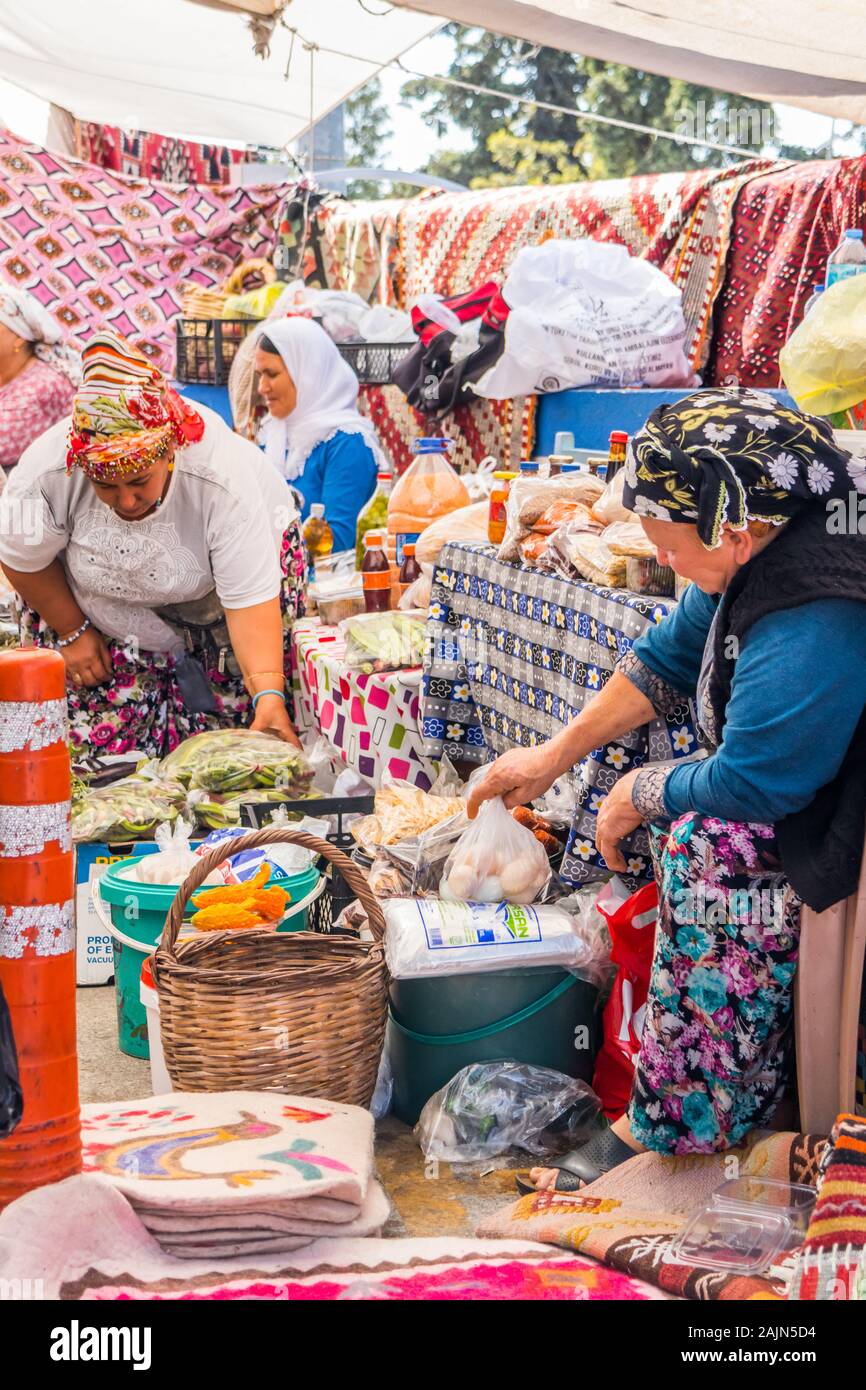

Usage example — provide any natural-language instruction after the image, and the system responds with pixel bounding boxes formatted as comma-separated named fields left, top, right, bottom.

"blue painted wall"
left=534, top=387, right=796, bottom=454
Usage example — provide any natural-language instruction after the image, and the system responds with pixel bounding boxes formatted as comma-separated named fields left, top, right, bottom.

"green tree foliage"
left=344, top=78, right=392, bottom=199
left=401, top=24, right=785, bottom=189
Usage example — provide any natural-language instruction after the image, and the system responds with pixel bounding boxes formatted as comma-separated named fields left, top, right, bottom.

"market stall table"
left=293, top=619, right=436, bottom=791
left=422, top=542, right=699, bottom=888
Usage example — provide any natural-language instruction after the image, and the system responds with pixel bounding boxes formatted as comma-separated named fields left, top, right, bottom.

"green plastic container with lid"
left=97, top=856, right=321, bottom=1060
left=388, top=967, right=599, bottom=1125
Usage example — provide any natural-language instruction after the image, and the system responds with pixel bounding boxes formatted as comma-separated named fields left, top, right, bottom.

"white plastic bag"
left=440, top=795, right=550, bottom=904
left=415, top=501, right=490, bottom=567
left=383, top=896, right=599, bottom=979
left=415, top=1062, right=601, bottom=1163
left=474, top=239, right=694, bottom=399
left=125, top=820, right=206, bottom=886
left=591, top=469, right=631, bottom=525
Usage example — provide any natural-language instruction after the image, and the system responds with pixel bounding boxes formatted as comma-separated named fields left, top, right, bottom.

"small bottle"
left=398, top=542, right=422, bottom=603
left=355, top=471, right=393, bottom=570
left=606, top=431, right=629, bottom=484
left=362, top=531, right=392, bottom=613
left=519, top=460, right=540, bottom=476
left=803, top=283, right=824, bottom=316
left=487, top=470, right=517, bottom=545
left=547, top=455, right=571, bottom=477
left=825, top=228, right=866, bottom=287
left=303, top=503, right=333, bottom=577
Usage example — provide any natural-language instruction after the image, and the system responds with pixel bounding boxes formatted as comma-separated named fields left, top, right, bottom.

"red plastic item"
left=591, top=881, right=658, bottom=1122
left=0, top=649, right=80, bottom=1209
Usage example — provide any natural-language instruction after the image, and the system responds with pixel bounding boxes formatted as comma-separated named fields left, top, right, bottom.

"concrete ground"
left=76, top=985, right=519, bottom=1238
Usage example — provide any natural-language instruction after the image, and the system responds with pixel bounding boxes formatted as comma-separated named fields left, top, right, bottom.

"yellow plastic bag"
left=779, top=275, right=866, bottom=415
left=223, top=283, right=286, bottom=320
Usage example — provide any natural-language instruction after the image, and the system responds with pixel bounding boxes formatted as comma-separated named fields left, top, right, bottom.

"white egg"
left=500, top=858, right=535, bottom=900
left=479, top=875, right=503, bottom=901
left=446, top=865, right=476, bottom=899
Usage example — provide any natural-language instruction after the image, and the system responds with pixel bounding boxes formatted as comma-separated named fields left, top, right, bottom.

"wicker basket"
left=152, top=828, right=387, bottom=1107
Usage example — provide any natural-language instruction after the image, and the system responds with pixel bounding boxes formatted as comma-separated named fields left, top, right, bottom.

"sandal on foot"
left=515, top=1128, right=637, bottom=1195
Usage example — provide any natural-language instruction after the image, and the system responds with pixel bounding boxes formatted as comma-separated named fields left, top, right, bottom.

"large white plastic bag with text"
left=383, top=896, right=598, bottom=979
left=474, top=239, right=694, bottom=398
left=440, top=795, right=550, bottom=904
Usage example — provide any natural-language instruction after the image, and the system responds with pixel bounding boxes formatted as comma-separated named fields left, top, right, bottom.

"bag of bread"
left=498, top=473, right=605, bottom=563
left=415, top=500, right=490, bottom=567
left=591, top=469, right=631, bottom=525
left=549, top=525, right=628, bottom=586
left=602, top=520, right=655, bottom=558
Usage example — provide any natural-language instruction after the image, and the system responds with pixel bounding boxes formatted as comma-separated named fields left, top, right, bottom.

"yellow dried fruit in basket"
left=191, top=903, right=262, bottom=932
left=191, top=863, right=270, bottom=909
left=246, top=886, right=290, bottom=922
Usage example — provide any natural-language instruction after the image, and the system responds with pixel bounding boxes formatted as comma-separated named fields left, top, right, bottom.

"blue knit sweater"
left=295, top=430, right=378, bottom=553
left=629, top=581, right=866, bottom=825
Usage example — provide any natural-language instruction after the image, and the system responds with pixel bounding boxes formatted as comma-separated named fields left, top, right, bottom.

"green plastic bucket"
left=388, top=967, right=599, bottom=1125
left=97, top=856, right=322, bottom=1059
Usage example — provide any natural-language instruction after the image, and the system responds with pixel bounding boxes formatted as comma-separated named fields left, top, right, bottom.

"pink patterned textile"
left=0, top=128, right=287, bottom=373
left=0, top=358, right=74, bottom=469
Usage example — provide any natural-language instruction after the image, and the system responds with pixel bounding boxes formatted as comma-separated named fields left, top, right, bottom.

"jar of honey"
left=487, top=470, right=517, bottom=545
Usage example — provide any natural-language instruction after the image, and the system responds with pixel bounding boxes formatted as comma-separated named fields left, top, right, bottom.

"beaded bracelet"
left=251, top=688, right=286, bottom=710
left=56, top=618, right=92, bottom=649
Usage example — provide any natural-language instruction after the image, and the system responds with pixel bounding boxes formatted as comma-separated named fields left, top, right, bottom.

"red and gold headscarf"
left=66, top=332, right=204, bottom=481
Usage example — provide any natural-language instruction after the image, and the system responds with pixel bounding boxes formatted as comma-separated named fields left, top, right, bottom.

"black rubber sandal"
left=515, top=1128, right=637, bottom=1195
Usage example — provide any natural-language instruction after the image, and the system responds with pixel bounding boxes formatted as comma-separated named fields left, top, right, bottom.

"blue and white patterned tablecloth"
left=422, top=541, right=699, bottom=887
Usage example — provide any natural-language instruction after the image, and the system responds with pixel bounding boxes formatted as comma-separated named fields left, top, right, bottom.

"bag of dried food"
left=498, top=473, right=604, bottom=564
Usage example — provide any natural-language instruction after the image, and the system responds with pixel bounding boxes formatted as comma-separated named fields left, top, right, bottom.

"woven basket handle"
left=159, top=828, right=384, bottom=956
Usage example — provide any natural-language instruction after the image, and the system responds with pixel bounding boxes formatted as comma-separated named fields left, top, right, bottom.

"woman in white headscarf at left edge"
left=0, top=287, right=81, bottom=475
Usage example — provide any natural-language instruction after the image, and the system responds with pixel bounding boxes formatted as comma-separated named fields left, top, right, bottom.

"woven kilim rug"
left=478, top=1129, right=826, bottom=1301
left=788, top=1114, right=866, bottom=1300
left=358, top=384, right=536, bottom=475
left=0, top=1176, right=670, bottom=1300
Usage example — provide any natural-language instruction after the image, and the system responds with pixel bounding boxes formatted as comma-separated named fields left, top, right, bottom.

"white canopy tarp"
left=396, top=0, right=866, bottom=124
left=0, top=0, right=442, bottom=146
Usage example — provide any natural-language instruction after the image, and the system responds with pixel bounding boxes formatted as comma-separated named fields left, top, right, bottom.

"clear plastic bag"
left=602, top=520, right=655, bottom=558
left=414, top=1062, right=602, bottom=1163
left=339, top=611, right=427, bottom=673
left=124, top=819, right=200, bottom=885
left=159, top=729, right=314, bottom=796
left=414, top=500, right=490, bottom=567
left=383, top=894, right=607, bottom=980
left=548, top=526, right=628, bottom=587
left=441, top=795, right=551, bottom=904
left=591, top=468, right=631, bottom=525
left=71, top=778, right=181, bottom=844
left=398, top=571, right=432, bottom=611
left=372, top=810, right=467, bottom=897
left=351, top=775, right=466, bottom=854
left=498, top=473, right=604, bottom=564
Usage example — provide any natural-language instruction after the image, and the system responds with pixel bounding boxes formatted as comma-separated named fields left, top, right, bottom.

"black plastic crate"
left=337, top=341, right=414, bottom=385
left=175, top=318, right=257, bottom=386
left=239, top=796, right=376, bottom=935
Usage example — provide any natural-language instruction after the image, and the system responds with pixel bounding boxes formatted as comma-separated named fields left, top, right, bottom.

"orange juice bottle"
left=387, top=438, right=470, bottom=586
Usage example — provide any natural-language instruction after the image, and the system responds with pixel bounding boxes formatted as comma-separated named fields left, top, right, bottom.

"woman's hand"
left=249, top=693, right=302, bottom=747
left=61, top=626, right=113, bottom=689
left=595, top=769, right=644, bottom=871
left=466, top=744, right=563, bottom=819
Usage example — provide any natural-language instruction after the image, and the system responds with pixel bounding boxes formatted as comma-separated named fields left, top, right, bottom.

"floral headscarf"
left=623, top=388, right=857, bottom=548
left=67, top=332, right=203, bottom=481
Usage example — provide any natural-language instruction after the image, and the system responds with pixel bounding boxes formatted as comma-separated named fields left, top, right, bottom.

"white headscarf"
left=0, top=287, right=81, bottom=385
left=255, top=317, right=384, bottom=482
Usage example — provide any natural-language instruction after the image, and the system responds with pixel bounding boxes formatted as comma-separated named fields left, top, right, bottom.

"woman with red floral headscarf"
left=0, top=332, right=305, bottom=756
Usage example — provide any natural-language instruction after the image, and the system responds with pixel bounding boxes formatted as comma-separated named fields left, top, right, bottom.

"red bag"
left=591, top=881, right=658, bottom=1121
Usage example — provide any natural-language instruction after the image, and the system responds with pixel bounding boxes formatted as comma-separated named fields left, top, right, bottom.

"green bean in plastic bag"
left=158, top=729, right=315, bottom=795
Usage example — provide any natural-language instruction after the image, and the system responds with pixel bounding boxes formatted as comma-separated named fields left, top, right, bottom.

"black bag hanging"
left=0, top=980, right=23, bottom=1139
left=393, top=282, right=510, bottom=420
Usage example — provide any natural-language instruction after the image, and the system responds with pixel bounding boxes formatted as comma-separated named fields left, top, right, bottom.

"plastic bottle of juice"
left=362, top=531, right=392, bottom=613
left=355, top=471, right=393, bottom=570
left=825, top=229, right=866, bottom=287
left=387, top=437, right=470, bottom=580
left=398, top=542, right=422, bottom=604
left=303, top=503, right=333, bottom=578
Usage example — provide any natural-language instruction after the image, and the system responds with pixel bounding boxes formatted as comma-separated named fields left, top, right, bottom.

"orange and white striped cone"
left=0, top=649, right=80, bottom=1208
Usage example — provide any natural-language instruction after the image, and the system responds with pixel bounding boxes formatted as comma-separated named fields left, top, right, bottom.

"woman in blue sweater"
left=254, top=318, right=380, bottom=552
left=470, top=389, right=866, bottom=1189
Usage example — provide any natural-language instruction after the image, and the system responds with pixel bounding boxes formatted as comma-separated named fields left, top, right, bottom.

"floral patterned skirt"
left=628, top=812, right=802, bottom=1156
left=20, top=521, right=306, bottom=759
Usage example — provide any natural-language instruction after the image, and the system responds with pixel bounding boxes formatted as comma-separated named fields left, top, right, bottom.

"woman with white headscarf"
left=253, top=318, right=382, bottom=552
left=0, top=287, right=81, bottom=474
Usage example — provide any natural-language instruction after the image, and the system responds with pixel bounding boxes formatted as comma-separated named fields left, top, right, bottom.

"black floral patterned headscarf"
left=623, top=388, right=858, bottom=549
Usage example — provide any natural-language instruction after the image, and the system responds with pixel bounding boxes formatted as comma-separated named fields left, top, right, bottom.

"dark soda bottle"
left=362, top=531, right=392, bottom=613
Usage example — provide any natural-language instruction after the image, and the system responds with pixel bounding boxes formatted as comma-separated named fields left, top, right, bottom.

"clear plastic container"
left=826, top=228, right=866, bottom=287
left=387, top=437, right=470, bottom=575
left=669, top=1176, right=816, bottom=1275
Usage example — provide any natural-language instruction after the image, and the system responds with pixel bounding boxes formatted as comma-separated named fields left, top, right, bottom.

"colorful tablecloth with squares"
left=293, top=619, right=436, bottom=791
left=422, top=542, right=699, bottom=887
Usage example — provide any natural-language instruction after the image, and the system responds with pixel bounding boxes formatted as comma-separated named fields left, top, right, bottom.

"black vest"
left=707, top=504, right=866, bottom=912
